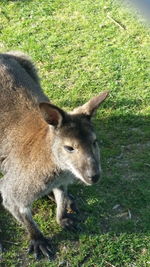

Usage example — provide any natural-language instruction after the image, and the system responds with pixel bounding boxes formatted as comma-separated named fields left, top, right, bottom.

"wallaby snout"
left=82, top=159, right=101, bottom=185
left=87, top=173, right=100, bottom=184
left=82, top=152, right=101, bottom=185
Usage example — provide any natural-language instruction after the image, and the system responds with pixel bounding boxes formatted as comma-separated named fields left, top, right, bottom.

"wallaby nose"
left=89, top=174, right=100, bottom=184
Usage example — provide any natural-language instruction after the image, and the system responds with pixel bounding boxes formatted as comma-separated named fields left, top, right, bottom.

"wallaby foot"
left=28, top=236, right=51, bottom=261
left=53, top=188, right=80, bottom=231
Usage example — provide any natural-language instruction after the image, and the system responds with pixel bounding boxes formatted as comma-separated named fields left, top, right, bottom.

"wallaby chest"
left=36, top=171, right=74, bottom=199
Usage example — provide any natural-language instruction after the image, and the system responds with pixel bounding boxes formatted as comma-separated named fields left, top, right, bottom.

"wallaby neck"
left=6, top=110, right=59, bottom=177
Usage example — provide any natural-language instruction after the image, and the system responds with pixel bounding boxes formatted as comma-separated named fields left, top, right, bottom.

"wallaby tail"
left=5, top=51, right=40, bottom=85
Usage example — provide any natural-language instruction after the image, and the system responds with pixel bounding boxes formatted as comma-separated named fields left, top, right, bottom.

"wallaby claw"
left=28, top=237, right=51, bottom=261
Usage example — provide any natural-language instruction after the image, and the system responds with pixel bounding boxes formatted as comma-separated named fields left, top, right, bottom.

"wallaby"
left=0, top=51, right=108, bottom=260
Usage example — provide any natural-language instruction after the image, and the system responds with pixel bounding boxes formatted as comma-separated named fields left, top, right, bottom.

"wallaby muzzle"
left=86, top=173, right=100, bottom=184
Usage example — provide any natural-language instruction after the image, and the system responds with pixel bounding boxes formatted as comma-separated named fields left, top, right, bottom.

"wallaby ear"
left=72, top=91, right=109, bottom=117
left=39, top=102, right=65, bottom=127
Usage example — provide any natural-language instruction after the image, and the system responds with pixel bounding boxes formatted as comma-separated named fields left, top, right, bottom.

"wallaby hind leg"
left=53, top=188, right=79, bottom=231
left=2, top=195, right=51, bottom=260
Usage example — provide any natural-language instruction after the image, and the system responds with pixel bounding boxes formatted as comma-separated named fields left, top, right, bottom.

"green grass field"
left=0, top=0, right=150, bottom=266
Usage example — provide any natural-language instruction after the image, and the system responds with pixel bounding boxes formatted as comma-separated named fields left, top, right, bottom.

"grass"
left=0, top=0, right=150, bottom=266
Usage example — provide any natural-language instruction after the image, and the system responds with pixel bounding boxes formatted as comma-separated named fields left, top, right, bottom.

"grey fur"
left=0, top=52, right=108, bottom=260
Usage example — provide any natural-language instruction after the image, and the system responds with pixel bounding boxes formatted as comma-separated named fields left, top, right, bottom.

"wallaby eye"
left=64, top=145, right=75, bottom=152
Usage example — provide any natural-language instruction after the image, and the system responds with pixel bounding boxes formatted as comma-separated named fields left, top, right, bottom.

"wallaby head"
left=39, top=91, right=109, bottom=185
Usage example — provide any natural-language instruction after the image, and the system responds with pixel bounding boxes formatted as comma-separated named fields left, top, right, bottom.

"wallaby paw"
left=28, top=237, right=52, bottom=261
left=60, top=214, right=80, bottom=231
left=66, top=194, right=79, bottom=214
